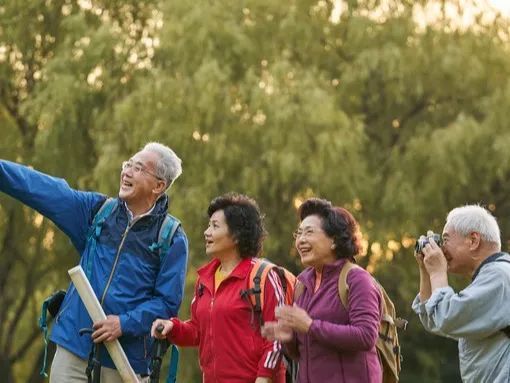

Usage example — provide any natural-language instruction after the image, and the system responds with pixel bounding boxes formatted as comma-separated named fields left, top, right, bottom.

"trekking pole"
left=79, top=328, right=101, bottom=383
left=150, top=325, right=169, bottom=383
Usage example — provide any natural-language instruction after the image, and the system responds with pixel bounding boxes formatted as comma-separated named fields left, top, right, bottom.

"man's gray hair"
left=143, top=142, right=182, bottom=190
left=446, top=205, right=501, bottom=247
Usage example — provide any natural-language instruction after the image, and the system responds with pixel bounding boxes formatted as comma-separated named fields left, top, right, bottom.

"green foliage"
left=1, top=0, right=510, bottom=381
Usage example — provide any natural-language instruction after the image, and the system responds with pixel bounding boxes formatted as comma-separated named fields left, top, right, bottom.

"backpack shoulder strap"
left=494, top=258, right=510, bottom=338
left=473, top=253, right=510, bottom=281
left=150, top=214, right=181, bottom=260
left=338, top=261, right=362, bottom=309
left=89, top=198, right=117, bottom=238
left=248, top=258, right=274, bottom=313
left=38, top=289, right=66, bottom=377
left=38, top=296, right=52, bottom=378
left=86, top=198, right=117, bottom=278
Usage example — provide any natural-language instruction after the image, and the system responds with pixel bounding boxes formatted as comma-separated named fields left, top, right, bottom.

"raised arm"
left=0, top=160, right=105, bottom=252
left=417, top=264, right=510, bottom=339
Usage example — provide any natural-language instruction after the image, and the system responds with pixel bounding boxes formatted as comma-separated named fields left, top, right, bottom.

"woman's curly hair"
left=207, top=192, right=266, bottom=258
left=298, top=198, right=361, bottom=259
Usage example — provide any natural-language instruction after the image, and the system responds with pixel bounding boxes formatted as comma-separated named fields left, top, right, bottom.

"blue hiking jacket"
left=0, top=160, right=189, bottom=374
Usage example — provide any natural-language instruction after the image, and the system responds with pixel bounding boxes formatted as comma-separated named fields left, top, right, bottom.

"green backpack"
left=339, top=262, right=407, bottom=383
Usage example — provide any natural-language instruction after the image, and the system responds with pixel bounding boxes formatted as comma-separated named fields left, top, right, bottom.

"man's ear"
left=152, top=180, right=166, bottom=195
left=468, top=232, right=481, bottom=250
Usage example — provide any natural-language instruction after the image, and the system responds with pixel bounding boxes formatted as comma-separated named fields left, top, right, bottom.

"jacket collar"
left=298, top=257, right=350, bottom=291
left=118, top=193, right=170, bottom=219
left=197, top=257, right=253, bottom=294
left=472, top=251, right=510, bottom=281
left=149, top=193, right=170, bottom=216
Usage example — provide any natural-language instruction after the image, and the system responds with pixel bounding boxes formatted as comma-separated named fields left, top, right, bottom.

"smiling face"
left=119, top=149, right=164, bottom=209
left=441, top=225, right=475, bottom=275
left=204, top=210, right=238, bottom=260
left=294, top=215, right=337, bottom=268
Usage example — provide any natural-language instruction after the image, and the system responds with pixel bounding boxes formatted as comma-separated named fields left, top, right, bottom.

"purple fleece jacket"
left=287, top=258, right=382, bottom=383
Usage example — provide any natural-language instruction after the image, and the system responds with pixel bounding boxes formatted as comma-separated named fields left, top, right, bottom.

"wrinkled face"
left=441, top=226, right=473, bottom=275
left=294, top=215, right=336, bottom=268
left=119, top=150, right=162, bottom=206
left=204, top=210, right=238, bottom=259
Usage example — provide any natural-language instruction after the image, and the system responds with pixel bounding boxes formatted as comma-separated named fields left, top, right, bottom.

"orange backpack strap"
left=241, top=258, right=297, bottom=328
left=246, top=258, right=273, bottom=313
left=338, top=261, right=362, bottom=308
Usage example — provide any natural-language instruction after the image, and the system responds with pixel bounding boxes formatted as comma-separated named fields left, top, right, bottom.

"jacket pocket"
left=121, top=335, right=147, bottom=361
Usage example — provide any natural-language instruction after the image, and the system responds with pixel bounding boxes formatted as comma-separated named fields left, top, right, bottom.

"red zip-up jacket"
left=168, top=257, right=286, bottom=383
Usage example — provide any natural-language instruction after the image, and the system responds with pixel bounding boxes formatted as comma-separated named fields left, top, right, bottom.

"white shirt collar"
left=124, top=201, right=157, bottom=222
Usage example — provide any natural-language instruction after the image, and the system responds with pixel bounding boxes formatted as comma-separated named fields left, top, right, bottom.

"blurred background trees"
left=1, top=0, right=510, bottom=381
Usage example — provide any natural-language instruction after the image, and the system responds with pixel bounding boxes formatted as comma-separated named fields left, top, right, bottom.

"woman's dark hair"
left=207, top=192, right=266, bottom=258
left=298, top=198, right=361, bottom=259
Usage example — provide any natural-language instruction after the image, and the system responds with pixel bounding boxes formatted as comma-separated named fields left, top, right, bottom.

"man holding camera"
left=412, top=205, right=510, bottom=383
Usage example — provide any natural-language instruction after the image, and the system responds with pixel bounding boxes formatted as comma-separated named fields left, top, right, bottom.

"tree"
left=1, top=0, right=510, bottom=381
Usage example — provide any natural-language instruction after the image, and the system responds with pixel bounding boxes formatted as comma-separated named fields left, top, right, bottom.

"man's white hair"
left=445, top=205, right=501, bottom=247
left=143, top=142, right=182, bottom=190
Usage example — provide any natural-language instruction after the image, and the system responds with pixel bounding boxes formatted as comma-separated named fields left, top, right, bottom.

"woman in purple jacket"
left=263, top=198, right=382, bottom=383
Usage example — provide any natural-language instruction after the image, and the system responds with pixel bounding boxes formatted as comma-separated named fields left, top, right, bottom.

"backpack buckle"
left=395, top=317, right=408, bottom=330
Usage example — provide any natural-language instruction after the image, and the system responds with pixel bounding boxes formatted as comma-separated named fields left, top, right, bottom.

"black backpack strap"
left=479, top=256, right=510, bottom=338
left=471, top=252, right=510, bottom=281
left=251, top=260, right=271, bottom=313
left=495, top=259, right=510, bottom=338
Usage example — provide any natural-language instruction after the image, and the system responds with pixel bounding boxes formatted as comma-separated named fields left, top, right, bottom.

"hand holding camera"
left=414, top=231, right=439, bottom=271
left=415, top=230, right=447, bottom=276
left=415, top=231, right=443, bottom=254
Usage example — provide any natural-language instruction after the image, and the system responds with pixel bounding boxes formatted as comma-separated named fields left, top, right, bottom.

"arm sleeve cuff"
left=167, top=317, right=182, bottom=342
left=411, top=294, right=427, bottom=315
left=118, top=314, right=131, bottom=336
left=256, top=367, right=274, bottom=378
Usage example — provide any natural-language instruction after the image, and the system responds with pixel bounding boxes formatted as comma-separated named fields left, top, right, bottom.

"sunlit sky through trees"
left=330, top=0, right=510, bottom=26
left=490, top=0, right=510, bottom=15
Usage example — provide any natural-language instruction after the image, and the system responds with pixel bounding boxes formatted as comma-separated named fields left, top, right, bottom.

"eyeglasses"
left=121, top=160, right=163, bottom=181
left=292, top=228, right=321, bottom=240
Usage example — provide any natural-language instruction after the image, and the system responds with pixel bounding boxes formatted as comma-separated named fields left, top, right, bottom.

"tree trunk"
left=0, top=355, right=15, bottom=383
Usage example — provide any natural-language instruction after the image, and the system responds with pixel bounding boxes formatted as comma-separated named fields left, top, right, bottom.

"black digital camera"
left=415, top=233, right=442, bottom=253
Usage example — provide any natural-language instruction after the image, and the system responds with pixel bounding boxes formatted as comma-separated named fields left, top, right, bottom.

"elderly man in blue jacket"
left=0, top=142, right=189, bottom=382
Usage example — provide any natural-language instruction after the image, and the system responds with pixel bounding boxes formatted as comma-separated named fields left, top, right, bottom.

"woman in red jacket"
left=151, top=193, right=285, bottom=383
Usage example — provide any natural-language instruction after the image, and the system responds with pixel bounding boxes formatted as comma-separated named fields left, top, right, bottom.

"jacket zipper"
left=100, top=218, right=140, bottom=305
left=209, top=296, right=216, bottom=382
